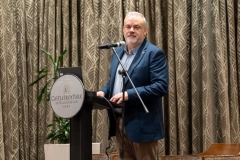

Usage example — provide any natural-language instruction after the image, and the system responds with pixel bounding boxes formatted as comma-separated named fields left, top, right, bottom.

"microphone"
left=98, top=41, right=125, bottom=49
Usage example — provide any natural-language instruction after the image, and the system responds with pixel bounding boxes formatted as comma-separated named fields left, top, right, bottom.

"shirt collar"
left=124, top=42, right=142, bottom=55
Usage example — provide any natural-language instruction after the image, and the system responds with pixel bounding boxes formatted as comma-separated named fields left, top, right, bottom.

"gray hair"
left=124, top=11, right=148, bottom=27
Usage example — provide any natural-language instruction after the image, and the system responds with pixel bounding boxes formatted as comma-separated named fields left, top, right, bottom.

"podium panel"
left=58, top=67, right=122, bottom=160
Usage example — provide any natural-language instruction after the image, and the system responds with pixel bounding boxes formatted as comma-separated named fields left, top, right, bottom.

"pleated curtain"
left=0, top=0, right=239, bottom=159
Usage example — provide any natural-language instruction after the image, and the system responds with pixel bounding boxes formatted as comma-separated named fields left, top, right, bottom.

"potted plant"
left=44, top=116, right=70, bottom=160
left=29, top=49, right=70, bottom=160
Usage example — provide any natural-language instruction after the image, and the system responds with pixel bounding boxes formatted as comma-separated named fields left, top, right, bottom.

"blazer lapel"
left=125, top=39, right=148, bottom=84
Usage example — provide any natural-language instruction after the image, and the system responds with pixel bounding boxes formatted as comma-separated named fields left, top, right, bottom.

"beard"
left=125, top=35, right=139, bottom=45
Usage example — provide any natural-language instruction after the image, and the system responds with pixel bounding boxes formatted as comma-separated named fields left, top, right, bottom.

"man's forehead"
left=124, top=16, right=144, bottom=25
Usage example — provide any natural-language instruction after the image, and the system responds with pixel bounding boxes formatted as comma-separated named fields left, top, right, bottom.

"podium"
left=57, top=67, right=121, bottom=160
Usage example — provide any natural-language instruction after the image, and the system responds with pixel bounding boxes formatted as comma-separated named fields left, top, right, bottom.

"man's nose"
left=130, top=27, right=134, bottom=32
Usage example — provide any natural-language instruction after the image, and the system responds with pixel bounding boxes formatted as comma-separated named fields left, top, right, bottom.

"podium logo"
left=64, top=85, right=70, bottom=94
left=50, top=74, right=85, bottom=118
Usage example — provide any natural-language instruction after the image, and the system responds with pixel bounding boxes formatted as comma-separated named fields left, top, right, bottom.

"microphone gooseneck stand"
left=118, top=69, right=126, bottom=159
left=111, top=47, right=149, bottom=160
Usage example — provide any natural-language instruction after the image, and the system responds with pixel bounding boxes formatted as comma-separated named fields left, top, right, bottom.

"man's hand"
left=110, top=91, right=128, bottom=104
left=97, top=91, right=105, bottom=97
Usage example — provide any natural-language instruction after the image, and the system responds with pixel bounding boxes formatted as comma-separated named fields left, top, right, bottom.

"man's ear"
left=144, top=28, right=148, bottom=36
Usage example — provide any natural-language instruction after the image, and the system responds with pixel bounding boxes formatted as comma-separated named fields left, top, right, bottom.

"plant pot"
left=44, top=143, right=101, bottom=160
left=92, top=142, right=100, bottom=154
left=44, top=144, right=70, bottom=160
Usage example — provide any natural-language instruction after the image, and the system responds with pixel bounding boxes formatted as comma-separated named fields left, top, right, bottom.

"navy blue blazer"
left=101, top=39, right=168, bottom=143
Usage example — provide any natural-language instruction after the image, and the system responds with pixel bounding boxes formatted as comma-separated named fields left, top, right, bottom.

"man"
left=97, top=11, right=168, bottom=160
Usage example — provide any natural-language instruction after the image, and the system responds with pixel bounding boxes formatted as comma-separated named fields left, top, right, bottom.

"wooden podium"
left=58, top=67, right=121, bottom=160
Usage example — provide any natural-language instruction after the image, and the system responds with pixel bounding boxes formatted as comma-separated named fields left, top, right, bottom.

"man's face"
left=123, top=16, right=147, bottom=48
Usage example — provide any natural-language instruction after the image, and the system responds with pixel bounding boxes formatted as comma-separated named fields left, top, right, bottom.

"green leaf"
left=56, top=49, right=67, bottom=69
left=40, top=49, right=55, bottom=65
left=28, top=74, right=47, bottom=87
left=37, top=83, right=48, bottom=104
left=36, top=66, right=48, bottom=75
left=46, top=116, right=70, bottom=144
